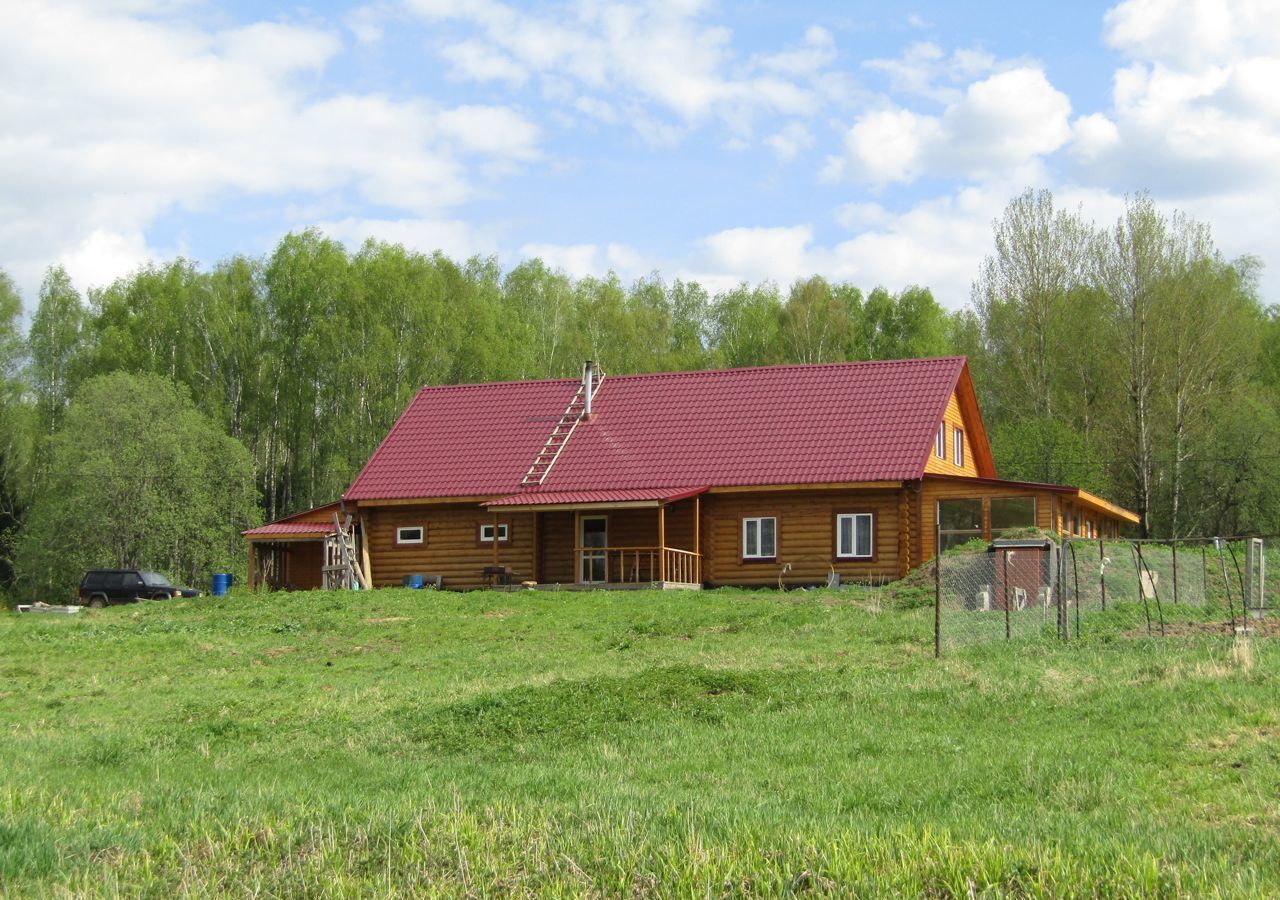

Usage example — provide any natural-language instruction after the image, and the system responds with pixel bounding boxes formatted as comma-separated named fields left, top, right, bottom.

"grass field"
left=1, top=586, right=1277, bottom=897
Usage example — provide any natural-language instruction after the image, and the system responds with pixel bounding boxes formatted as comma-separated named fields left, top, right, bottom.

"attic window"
left=953, top=427, right=964, bottom=467
left=396, top=526, right=424, bottom=545
left=935, top=423, right=946, bottom=459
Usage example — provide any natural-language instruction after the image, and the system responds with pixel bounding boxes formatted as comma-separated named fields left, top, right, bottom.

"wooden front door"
left=580, top=515, right=607, bottom=583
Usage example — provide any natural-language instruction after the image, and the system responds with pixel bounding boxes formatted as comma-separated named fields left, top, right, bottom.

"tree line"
left=1, top=190, right=1278, bottom=601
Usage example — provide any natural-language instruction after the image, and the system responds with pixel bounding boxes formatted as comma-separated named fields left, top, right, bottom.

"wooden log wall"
left=361, top=505, right=535, bottom=590
left=701, top=489, right=901, bottom=587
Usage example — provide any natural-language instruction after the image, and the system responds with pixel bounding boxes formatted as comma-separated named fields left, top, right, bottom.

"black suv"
left=78, top=570, right=201, bottom=608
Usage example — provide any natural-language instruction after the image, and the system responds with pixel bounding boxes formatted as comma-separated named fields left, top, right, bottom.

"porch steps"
left=520, top=369, right=603, bottom=488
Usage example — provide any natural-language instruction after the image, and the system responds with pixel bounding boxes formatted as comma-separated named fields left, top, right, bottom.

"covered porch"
left=243, top=502, right=368, bottom=592
left=244, top=528, right=328, bottom=591
left=485, top=487, right=706, bottom=590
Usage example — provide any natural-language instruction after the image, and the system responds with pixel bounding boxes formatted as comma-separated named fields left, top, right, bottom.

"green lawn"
left=1, top=587, right=1277, bottom=897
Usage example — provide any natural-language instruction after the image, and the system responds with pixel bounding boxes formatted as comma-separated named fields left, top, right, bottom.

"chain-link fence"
left=933, top=532, right=1277, bottom=655
left=934, top=536, right=1065, bottom=653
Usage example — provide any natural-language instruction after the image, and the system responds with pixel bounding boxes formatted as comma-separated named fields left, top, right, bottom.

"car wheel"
left=89, top=595, right=106, bottom=609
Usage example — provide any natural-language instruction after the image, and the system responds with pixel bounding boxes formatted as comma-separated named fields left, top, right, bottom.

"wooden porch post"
left=531, top=512, right=540, bottom=582
left=694, top=494, right=701, bottom=584
left=247, top=542, right=255, bottom=590
left=658, top=504, right=666, bottom=583
left=359, top=516, right=373, bottom=589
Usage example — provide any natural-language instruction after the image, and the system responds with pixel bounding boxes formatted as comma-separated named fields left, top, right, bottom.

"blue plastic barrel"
left=402, top=574, right=425, bottom=589
left=212, top=573, right=233, bottom=596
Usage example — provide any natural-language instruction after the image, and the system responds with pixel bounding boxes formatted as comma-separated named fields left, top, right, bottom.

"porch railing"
left=573, top=546, right=702, bottom=585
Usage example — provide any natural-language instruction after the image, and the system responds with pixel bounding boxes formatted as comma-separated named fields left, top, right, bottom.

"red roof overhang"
left=242, top=522, right=331, bottom=539
left=483, top=486, right=708, bottom=510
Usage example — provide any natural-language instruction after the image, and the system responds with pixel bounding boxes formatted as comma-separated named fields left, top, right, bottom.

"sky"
left=3, top=0, right=1279, bottom=315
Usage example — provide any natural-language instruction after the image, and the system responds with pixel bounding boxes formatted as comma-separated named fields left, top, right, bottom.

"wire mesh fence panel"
left=935, top=542, right=1063, bottom=653
left=1061, top=537, right=1279, bottom=640
left=935, top=535, right=1279, bottom=653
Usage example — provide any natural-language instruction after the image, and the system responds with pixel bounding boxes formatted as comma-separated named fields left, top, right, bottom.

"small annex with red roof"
left=241, top=502, right=344, bottom=591
left=284, top=356, right=1138, bottom=591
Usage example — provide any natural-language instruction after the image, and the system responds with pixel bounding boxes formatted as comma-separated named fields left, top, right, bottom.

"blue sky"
left=4, top=0, right=1278, bottom=312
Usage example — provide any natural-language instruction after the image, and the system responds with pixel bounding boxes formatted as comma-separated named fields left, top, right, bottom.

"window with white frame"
left=836, top=513, right=874, bottom=559
left=953, top=427, right=964, bottom=467
left=479, top=523, right=509, bottom=543
left=935, top=422, right=946, bottom=459
left=396, top=526, right=424, bottom=544
left=742, top=516, right=777, bottom=559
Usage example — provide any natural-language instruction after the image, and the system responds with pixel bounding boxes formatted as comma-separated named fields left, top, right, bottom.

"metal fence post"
left=1003, top=549, right=1011, bottom=641
left=1099, top=538, right=1107, bottom=610
left=1057, top=541, right=1066, bottom=640
left=1172, top=542, right=1179, bottom=605
left=1071, top=541, right=1081, bottom=640
left=1201, top=546, right=1208, bottom=607
left=934, top=524, right=941, bottom=658
left=1136, top=542, right=1165, bottom=637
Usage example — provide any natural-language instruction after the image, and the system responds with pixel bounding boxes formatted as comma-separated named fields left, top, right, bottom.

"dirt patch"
left=1198, top=726, right=1278, bottom=753
left=482, top=609, right=519, bottom=619
left=363, top=616, right=409, bottom=624
left=263, top=646, right=296, bottom=658
left=1124, top=618, right=1280, bottom=638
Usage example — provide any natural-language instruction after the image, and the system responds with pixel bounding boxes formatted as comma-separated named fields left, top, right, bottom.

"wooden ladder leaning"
left=324, top=512, right=371, bottom=590
left=520, top=370, right=603, bottom=488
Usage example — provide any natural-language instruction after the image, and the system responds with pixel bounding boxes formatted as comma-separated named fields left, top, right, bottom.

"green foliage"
left=14, top=372, right=259, bottom=602
left=27, top=266, right=86, bottom=439
left=0, top=588, right=1276, bottom=895
left=990, top=416, right=1108, bottom=494
left=971, top=191, right=1274, bottom=536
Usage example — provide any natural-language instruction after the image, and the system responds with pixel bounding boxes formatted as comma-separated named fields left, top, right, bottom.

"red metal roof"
left=344, top=358, right=969, bottom=501
left=242, top=522, right=331, bottom=538
left=485, top=487, right=708, bottom=507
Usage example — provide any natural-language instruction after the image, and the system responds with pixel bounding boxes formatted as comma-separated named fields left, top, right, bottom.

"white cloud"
left=863, top=41, right=997, bottom=101
left=764, top=122, right=814, bottom=162
left=1069, top=0, right=1280, bottom=199
left=318, top=217, right=489, bottom=260
left=516, top=241, right=649, bottom=280
left=1070, top=113, right=1122, bottom=162
left=1104, top=0, right=1236, bottom=69
left=755, top=26, right=837, bottom=78
left=683, top=186, right=1003, bottom=306
left=440, top=40, right=529, bottom=85
left=0, top=0, right=543, bottom=303
left=406, top=0, right=848, bottom=143
left=828, top=67, right=1072, bottom=185
left=58, top=229, right=154, bottom=294
left=346, top=4, right=390, bottom=45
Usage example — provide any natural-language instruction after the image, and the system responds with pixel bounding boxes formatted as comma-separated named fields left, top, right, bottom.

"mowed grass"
left=0, top=587, right=1277, bottom=897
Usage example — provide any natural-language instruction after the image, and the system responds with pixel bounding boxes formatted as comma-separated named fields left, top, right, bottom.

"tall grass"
left=1, top=587, right=1276, bottom=896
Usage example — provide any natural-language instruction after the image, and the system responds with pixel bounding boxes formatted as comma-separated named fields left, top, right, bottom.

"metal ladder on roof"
left=520, top=368, right=603, bottom=488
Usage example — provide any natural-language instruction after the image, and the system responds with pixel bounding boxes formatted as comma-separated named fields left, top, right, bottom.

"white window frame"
left=836, top=513, right=874, bottom=559
left=396, top=525, right=424, bottom=545
left=953, top=427, right=964, bottom=467
left=479, top=523, right=509, bottom=543
left=742, top=516, right=777, bottom=559
left=935, top=423, right=946, bottom=459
